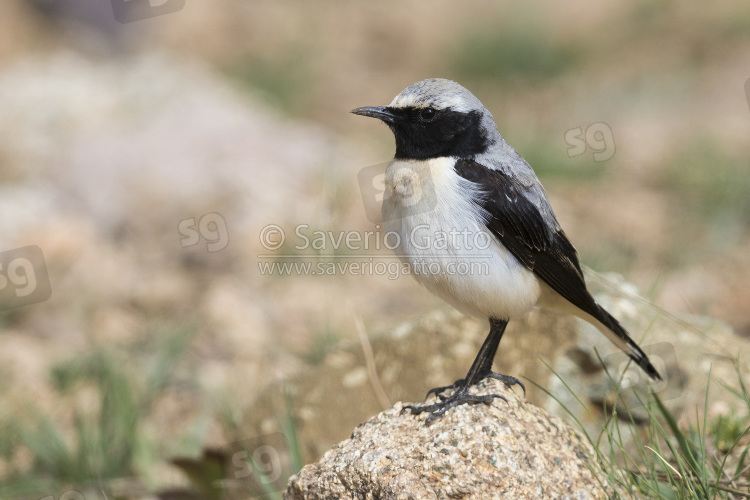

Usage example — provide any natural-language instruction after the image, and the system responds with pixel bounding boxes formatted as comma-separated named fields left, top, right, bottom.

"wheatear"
left=352, top=78, right=660, bottom=423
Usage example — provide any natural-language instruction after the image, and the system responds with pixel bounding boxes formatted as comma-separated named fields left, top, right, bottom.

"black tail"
left=595, top=305, right=662, bottom=381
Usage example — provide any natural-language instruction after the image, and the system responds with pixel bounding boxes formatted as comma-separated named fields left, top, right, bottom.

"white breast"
left=381, top=157, right=541, bottom=320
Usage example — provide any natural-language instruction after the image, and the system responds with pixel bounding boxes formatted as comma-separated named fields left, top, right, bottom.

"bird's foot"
left=424, top=372, right=525, bottom=400
left=486, top=372, right=526, bottom=397
left=404, top=371, right=526, bottom=425
left=404, top=384, right=507, bottom=425
left=405, top=372, right=525, bottom=424
left=425, top=378, right=465, bottom=400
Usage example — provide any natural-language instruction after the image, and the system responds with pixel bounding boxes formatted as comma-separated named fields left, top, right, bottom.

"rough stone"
left=283, top=378, right=607, bottom=500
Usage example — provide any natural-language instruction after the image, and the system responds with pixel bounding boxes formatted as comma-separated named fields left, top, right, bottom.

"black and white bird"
left=352, top=78, right=661, bottom=423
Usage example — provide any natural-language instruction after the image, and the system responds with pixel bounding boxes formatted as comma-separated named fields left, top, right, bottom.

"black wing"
left=454, top=158, right=661, bottom=380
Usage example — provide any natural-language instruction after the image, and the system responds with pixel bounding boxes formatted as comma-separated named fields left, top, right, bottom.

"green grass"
left=0, top=325, right=198, bottom=498
left=537, top=358, right=750, bottom=499
left=174, top=384, right=304, bottom=500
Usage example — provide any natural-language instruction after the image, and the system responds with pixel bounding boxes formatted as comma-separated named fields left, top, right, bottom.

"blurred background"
left=1, top=0, right=749, bottom=496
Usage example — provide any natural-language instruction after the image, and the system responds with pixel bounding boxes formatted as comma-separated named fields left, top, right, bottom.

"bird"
left=351, top=78, right=661, bottom=423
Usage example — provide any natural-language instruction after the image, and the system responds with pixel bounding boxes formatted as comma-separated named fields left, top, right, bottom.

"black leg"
left=465, top=317, right=508, bottom=384
left=404, top=318, right=525, bottom=424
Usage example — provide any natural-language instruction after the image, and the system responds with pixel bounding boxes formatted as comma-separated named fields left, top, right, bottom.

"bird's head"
left=351, top=78, right=499, bottom=161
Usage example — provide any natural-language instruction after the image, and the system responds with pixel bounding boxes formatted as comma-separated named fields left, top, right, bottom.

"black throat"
left=385, top=107, right=493, bottom=160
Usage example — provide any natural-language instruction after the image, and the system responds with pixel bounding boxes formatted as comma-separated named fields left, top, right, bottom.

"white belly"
left=382, top=157, right=541, bottom=320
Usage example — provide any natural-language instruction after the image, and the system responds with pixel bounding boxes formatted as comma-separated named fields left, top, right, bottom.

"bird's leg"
left=425, top=318, right=506, bottom=399
left=404, top=318, right=525, bottom=423
left=425, top=378, right=465, bottom=400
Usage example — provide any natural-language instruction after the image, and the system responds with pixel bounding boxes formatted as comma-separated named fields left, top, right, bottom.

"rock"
left=283, top=378, right=607, bottom=500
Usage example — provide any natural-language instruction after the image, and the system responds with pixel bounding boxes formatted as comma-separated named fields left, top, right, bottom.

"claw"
left=408, top=371, right=521, bottom=424
left=487, top=372, right=526, bottom=397
left=407, top=388, right=508, bottom=425
left=425, top=378, right=464, bottom=399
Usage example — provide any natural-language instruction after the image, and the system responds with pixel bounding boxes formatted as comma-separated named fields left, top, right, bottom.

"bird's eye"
left=420, top=107, right=436, bottom=121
